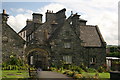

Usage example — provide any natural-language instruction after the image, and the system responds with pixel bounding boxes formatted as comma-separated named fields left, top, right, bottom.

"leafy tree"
left=107, top=52, right=120, bottom=58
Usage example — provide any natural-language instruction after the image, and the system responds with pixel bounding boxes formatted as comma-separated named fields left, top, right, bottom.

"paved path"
left=37, top=71, right=71, bottom=79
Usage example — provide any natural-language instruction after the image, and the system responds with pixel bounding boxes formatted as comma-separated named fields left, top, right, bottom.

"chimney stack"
left=2, top=9, right=9, bottom=24
left=32, top=13, right=43, bottom=23
left=3, top=9, right=6, bottom=14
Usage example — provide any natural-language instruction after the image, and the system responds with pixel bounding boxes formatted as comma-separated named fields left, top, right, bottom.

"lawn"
left=2, top=70, right=29, bottom=79
left=82, top=72, right=110, bottom=78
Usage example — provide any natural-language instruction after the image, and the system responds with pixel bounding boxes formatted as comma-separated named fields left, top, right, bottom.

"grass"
left=2, top=70, right=29, bottom=78
left=82, top=72, right=110, bottom=78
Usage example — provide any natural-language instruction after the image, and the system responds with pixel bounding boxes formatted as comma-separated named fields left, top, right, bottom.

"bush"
left=50, top=67, right=57, bottom=71
left=97, top=66, right=106, bottom=73
left=73, top=74, right=83, bottom=79
left=66, top=70, right=74, bottom=77
left=63, top=70, right=71, bottom=74
left=93, top=72, right=99, bottom=79
left=80, top=63, right=88, bottom=71
left=70, top=65, right=84, bottom=73
left=87, top=68, right=97, bottom=73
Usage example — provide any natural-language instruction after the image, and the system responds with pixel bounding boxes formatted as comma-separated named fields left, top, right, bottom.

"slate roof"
left=19, top=9, right=106, bottom=47
left=2, top=23, right=25, bottom=46
left=18, top=23, right=32, bottom=33
left=47, top=14, right=105, bottom=47
left=80, top=25, right=105, bottom=47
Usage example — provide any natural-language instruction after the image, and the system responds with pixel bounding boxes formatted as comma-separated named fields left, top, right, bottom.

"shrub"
left=97, top=66, right=105, bottom=73
left=66, top=70, right=74, bottom=77
left=70, top=65, right=84, bottom=73
left=50, top=67, right=57, bottom=71
left=93, top=72, right=99, bottom=79
left=87, top=68, right=97, bottom=73
left=80, top=63, right=88, bottom=71
left=63, top=70, right=71, bottom=74
left=73, top=74, right=83, bottom=79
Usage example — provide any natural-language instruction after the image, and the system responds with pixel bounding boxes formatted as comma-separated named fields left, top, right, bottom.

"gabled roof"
left=48, top=15, right=81, bottom=42
left=18, top=22, right=33, bottom=33
left=2, top=23, right=25, bottom=45
left=48, top=16, right=106, bottom=47
left=80, top=25, right=106, bottom=47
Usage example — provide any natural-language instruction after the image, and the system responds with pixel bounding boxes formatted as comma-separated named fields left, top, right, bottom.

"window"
left=30, top=56, right=33, bottom=65
left=64, top=43, right=71, bottom=48
left=70, top=21, right=72, bottom=25
left=23, top=31, right=25, bottom=38
left=32, top=33, right=34, bottom=39
left=63, top=56, right=72, bottom=64
left=2, top=36, right=8, bottom=42
left=90, top=57, right=96, bottom=64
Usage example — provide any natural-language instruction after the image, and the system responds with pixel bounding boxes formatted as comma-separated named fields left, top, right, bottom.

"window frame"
left=63, top=55, right=72, bottom=64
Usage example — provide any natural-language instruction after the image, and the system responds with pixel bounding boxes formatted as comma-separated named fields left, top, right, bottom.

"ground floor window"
left=63, top=56, right=72, bottom=64
left=30, top=56, right=33, bottom=65
left=90, top=57, right=96, bottom=64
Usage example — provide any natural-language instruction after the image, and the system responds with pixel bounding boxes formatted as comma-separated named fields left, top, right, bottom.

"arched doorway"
left=27, top=48, right=48, bottom=70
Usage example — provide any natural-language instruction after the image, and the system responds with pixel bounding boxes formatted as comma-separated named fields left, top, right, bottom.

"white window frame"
left=63, top=56, right=72, bottom=64
left=90, top=57, right=96, bottom=64
left=30, top=56, right=33, bottom=65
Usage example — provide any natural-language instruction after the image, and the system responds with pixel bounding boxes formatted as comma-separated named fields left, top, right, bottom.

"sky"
left=1, top=0, right=119, bottom=45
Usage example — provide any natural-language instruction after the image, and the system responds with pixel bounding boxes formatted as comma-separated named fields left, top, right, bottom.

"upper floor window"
left=2, top=36, right=8, bottom=43
left=64, top=43, right=71, bottom=48
left=23, top=31, right=25, bottom=38
left=32, top=33, right=34, bottom=39
left=70, top=21, right=72, bottom=25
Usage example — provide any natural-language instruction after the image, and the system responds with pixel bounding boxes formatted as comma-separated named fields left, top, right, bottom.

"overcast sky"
left=1, top=0, right=119, bottom=45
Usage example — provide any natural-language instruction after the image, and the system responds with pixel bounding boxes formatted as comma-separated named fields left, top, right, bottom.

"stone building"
left=1, top=10, right=25, bottom=62
left=18, top=8, right=106, bottom=70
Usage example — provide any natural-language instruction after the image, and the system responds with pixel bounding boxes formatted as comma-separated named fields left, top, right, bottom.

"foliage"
left=97, top=66, right=106, bottom=73
left=93, top=72, right=99, bottom=79
left=108, top=52, right=120, bottom=58
left=73, top=74, right=83, bottom=79
left=109, top=46, right=118, bottom=52
left=80, top=63, right=88, bottom=72
left=2, top=54, right=29, bottom=70
left=2, top=64, right=29, bottom=70
left=49, top=64, right=110, bottom=79
left=86, top=68, right=97, bottom=73
left=2, top=70, right=29, bottom=78
left=49, top=67, right=57, bottom=71
left=112, top=61, right=120, bottom=64
left=67, top=65, right=85, bottom=73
